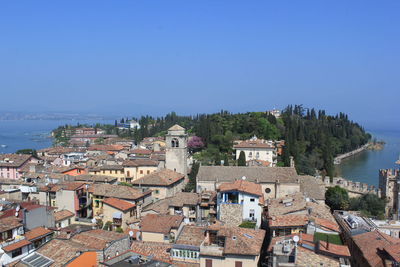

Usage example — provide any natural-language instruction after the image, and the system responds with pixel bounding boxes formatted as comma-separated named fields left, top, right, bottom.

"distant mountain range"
left=0, top=112, right=114, bottom=121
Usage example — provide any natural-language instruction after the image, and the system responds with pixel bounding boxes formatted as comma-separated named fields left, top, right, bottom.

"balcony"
left=113, top=218, right=122, bottom=226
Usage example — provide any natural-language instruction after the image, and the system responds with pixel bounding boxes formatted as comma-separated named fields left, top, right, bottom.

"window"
left=68, top=218, right=71, bottom=225
left=250, top=198, right=255, bottom=202
left=171, top=138, right=179, bottom=148
left=249, top=209, right=255, bottom=219
left=155, top=190, right=160, bottom=194
left=256, top=152, right=259, bottom=159
left=206, top=259, right=212, bottom=267
left=12, top=248, right=22, bottom=258
left=103, top=170, right=105, bottom=174
left=235, top=261, right=242, bottom=267
left=147, top=170, right=150, bottom=174
left=249, top=152, right=253, bottom=158
left=115, top=170, right=118, bottom=174
left=140, top=170, right=143, bottom=174
left=265, top=188, right=271, bottom=193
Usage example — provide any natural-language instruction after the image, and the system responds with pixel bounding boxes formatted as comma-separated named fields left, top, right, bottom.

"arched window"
left=256, top=152, right=260, bottom=159
left=171, top=138, right=179, bottom=148
left=249, top=152, right=253, bottom=158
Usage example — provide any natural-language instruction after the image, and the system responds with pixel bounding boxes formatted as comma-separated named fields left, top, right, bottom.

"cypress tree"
left=224, top=154, right=230, bottom=166
left=238, top=151, right=246, bottom=166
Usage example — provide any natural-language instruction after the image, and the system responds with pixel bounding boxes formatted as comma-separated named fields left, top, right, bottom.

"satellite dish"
left=129, top=231, right=134, bottom=237
left=16, top=205, right=20, bottom=212
left=293, top=235, right=300, bottom=243
left=15, top=212, right=19, bottom=217
left=91, top=218, right=97, bottom=224
left=242, top=176, right=246, bottom=180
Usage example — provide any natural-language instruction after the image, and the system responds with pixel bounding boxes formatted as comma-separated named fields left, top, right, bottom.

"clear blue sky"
left=0, top=1, right=399, bottom=130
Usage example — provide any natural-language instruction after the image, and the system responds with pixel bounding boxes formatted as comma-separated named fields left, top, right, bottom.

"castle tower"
left=165, top=124, right=188, bottom=176
left=379, top=169, right=400, bottom=219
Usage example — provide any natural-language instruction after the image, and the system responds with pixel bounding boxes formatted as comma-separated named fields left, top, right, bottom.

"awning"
left=113, top=212, right=122, bottom=219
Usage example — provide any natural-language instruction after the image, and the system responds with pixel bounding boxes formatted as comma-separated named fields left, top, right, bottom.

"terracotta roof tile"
left=317, top=240, right=351, bottom=257
left=0, top=154, right=33, bottom=167
left=71, top=229, right=128, bottom=250
left=2, top=239, right=31, bottom=252
left=269, top=215, right=309, bottom=228
left=35, top=239, right=88, bottom=267
left=0, top=216, right=22, bottom=232
left=352, top=231, right=400, bottom=267
left=131, top=241, right=172, bottom=263
left=176, top=225, right=205, bottom=247
left=24, top=227, right=53, bottom=241
left=206, top=225, right=265, bottom=256
left=197, top=166, right=298, bottom=184
left=130, top=149, right=152, bottom=155
left=102, top=197, right=136, bottom=211
left=218, top=179, right=262, bottom=197
left=313, top=217, right=340, bottom=232
left=54, top=209, right=75, bottom=222
left=123, top=159, right=158, bottom=167
left=88, top=145, right=124, bottom=151
left=132, top=169, right=184, bottom=186
left=89, top=183, right=150, bottom=200
left=140, top=214, right=183, bottom=234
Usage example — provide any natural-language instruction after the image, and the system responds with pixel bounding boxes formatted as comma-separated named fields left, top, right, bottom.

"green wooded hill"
left=53, top=105, right=371, bottom=177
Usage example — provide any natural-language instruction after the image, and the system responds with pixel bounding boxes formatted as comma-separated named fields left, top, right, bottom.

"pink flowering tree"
left=188, top=136, right=205, bottom=153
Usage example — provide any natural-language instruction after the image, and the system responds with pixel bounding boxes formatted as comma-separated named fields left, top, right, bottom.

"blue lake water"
left=0, top=119, right=112, bottom=154
left=336, top=129, right=400, bottom=187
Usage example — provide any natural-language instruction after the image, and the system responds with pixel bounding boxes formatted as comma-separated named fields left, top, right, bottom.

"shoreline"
left=334, top=143, right=370, bottom=165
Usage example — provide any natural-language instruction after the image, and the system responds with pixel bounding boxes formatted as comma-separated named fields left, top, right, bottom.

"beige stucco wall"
left=142, top=231, right=165, bottom=243
left=56, top=190, right=76, bottom=212
left=124, top=166, right=158, bottom=181
left=102, top=204, right=135, bottom=230
left=89, top=169, right=125, bottom=182
left=200, top=254, right=258, bottom=267
left=276, top=183, right=300, bottom=198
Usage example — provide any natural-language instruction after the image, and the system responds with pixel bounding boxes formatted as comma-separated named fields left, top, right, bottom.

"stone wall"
left=103, top=236, right=131, bottom=261
left=220, top=203, right=243, bottom=226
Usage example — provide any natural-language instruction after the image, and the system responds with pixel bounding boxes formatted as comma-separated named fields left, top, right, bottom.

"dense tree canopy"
left=349, top=194, right=386, bottom=218
left=325, top=186, right=350, bottom=211
left=53, top=105, right=370, bottom=176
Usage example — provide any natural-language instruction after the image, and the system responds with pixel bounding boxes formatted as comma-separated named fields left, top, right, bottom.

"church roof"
left=197, top=166, right=299, bottom=184
left=168, top=124, right=185, bottom=131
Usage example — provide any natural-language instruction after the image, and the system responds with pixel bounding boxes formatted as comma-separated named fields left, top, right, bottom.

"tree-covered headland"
left=52, top=105, right=370, bottom=178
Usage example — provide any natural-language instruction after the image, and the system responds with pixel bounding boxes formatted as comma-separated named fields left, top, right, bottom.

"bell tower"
left=165, top=124, right=188, bottom=176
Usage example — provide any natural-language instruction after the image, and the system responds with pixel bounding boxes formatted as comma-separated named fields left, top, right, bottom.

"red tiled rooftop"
left=317, top=240, right=351, bottom=258
left=269, top=215, right=308, bottom=228
left=2, top=239, right=31, bottom=252
left=218, top=179, right=263, bottom=197
left=24, top=227, right=53, bottom=241
left=102, top=197, right=136, bottom=211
